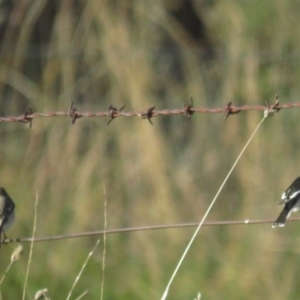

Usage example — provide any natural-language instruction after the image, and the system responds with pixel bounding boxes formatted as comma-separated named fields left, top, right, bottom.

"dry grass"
left=0, top=1, right=300, bottom=299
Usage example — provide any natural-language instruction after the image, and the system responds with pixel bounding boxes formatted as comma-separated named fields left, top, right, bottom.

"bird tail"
left=272, top=207, right=290, bottom=228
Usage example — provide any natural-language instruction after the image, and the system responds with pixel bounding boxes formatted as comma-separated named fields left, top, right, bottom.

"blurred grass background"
left=0, top=0, right=300, bottom=299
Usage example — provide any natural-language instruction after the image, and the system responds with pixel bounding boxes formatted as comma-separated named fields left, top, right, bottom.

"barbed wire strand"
left=0, top=97, right=295, bottom=125
left=4, top=217, right=300, bottom=245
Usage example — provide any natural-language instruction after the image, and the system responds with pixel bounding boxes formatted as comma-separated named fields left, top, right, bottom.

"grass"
left=0, top=1, right=300, bottom=299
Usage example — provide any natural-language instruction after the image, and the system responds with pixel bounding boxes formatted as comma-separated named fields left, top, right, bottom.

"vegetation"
left=0, top=1, right=300, bottom=299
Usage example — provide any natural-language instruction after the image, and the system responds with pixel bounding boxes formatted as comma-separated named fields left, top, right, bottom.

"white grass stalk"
left=66, top=239, right=100, bottom=300
left=74, top=290, right=88, bottom=300
left=100, top=183, right=107, bottom=300
left=0, top=245, right=23, bottom=287
left=161, top=115, right=268, bottom=300
left=22, top=191, right=39, bottom=300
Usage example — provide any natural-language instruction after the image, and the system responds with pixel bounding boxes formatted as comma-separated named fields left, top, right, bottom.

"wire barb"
left=223, top=102, right=241, bottom=121
left=141, top=106, right=155, bottom=125
left=107, top=105, right=125, bottom=125
left=18, top=108, right=33, bottom=128
left=184, top=97, right=194, bottom=119
left=69, top=102, right=82, bottom=124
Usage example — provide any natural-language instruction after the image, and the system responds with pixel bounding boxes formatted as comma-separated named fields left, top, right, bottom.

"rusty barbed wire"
left=107, top=104, right=126, bottom=125
left=1, top=96, right=299, bottom=125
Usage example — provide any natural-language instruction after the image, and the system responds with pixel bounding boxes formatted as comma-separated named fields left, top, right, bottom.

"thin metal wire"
left=4, top=217, right=299, bottom=244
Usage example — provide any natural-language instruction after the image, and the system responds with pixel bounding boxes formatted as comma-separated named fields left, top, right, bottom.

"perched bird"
left=0, top=187, right=15, bottom=246
left=273, top=177, right=300, bottom=228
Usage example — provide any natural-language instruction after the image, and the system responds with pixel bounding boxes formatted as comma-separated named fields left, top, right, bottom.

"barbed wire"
left=4, top=217, right=299, bottom=245
left=0, top=95, right=294, bottom=126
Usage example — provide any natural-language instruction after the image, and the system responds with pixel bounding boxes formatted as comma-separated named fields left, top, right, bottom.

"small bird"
left=273, top=177, right=300, bottom=228
left=0, top=187, right=15, bottom=246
